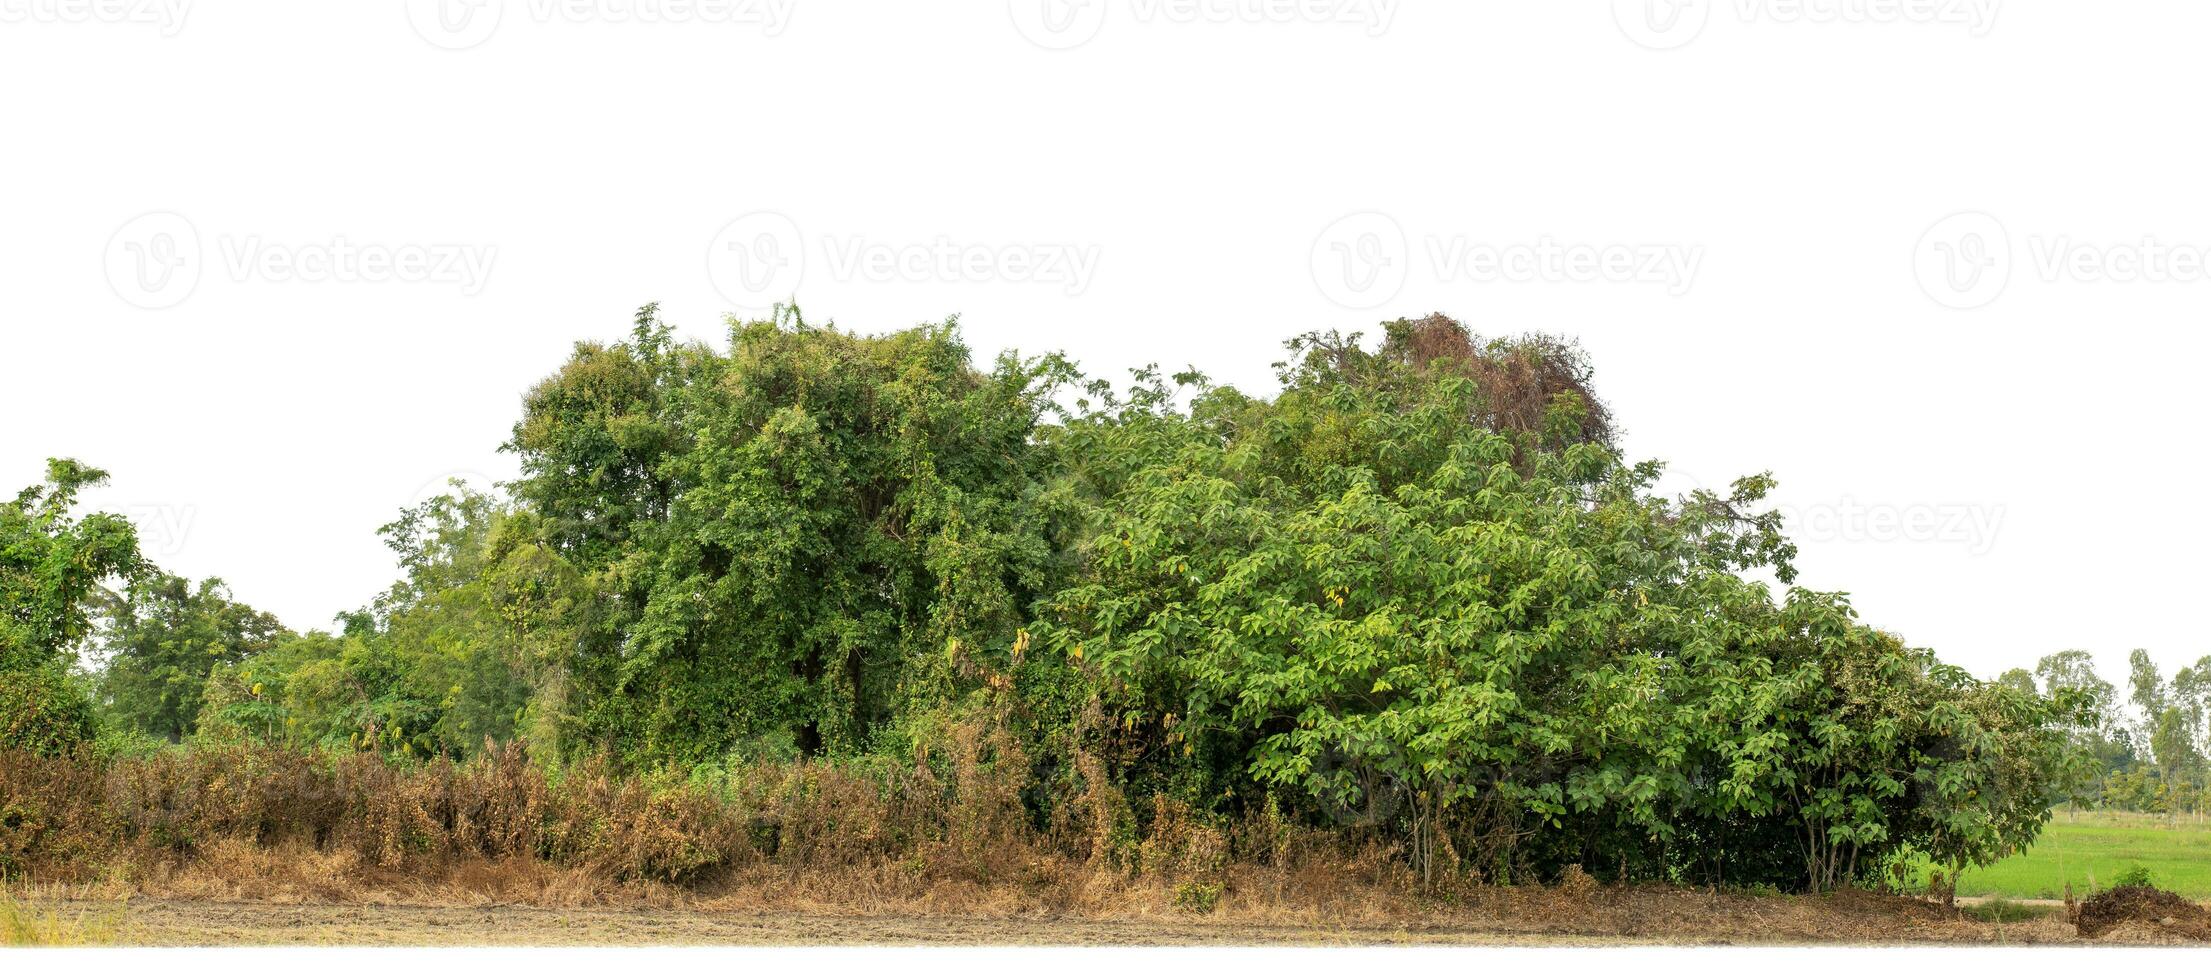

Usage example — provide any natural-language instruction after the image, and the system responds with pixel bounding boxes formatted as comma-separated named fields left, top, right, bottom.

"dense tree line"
left=5, top=309, right=2104, bottom=890
left=2001, top=650, right=2211, bottom=813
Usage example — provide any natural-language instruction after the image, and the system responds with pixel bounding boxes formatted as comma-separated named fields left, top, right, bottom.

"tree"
left=2176, top=656, right=2211, bottom=775
left=2128, top=648, right=2167, bottom=732
left=1035, top=330, right=2071, bottom=888
left=505, top=304, right=703, bottom=564
left=194, top=485, right=581, bottom=758
left=0, top=459, right=140, bottom=752
left=95, top=573, right=289, bottom=741
left=27, top=310, right=2101, bottom=887
left=506, top=305, right=1071, bottom=762
left=2032, top=650, right=2135, bottom=802
left=2148, top=708, right=2203, bottom=785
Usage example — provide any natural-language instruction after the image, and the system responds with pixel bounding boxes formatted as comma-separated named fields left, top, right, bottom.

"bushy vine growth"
left=7, top=309, right=2089, bottom=892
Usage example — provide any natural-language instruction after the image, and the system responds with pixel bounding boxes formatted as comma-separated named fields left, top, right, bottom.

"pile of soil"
left=2075, top=885, right=2211, bottom=942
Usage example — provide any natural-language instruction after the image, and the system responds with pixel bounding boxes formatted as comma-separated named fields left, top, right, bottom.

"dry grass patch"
left=2, top=892, right=123, bottom=946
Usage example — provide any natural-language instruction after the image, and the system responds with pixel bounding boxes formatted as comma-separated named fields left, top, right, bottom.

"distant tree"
left=2149, top=707, right=2204, bottom=784
left=194, top=484, right=578, bottom=758
left=2128, top=648, right=2168, bottom=729
left=2036, top=651, right=2126, bottom=742
left=2176, top=656, right=2211, bottom=770
left=366, top=483, right=567, bottom=754
left=2033, top=650, right=2134, bottom=804
left=95, top=573, right=289, bottom=741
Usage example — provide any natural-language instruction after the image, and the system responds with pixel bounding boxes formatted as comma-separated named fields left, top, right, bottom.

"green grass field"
left=1953, top=811, right=2211, bottom=900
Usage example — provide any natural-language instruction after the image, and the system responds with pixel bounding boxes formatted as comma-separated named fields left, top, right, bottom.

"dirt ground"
left=43, top=899, right=1574, bottom=946
left=17, top=893, right=2136, bottom=947
left=15, top=853, right=2208, bottom=947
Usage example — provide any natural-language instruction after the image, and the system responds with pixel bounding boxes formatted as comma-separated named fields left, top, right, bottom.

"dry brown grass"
left=5, top=738, right=2205, bottom=946
left=1, top=730, right=1452, bottom=932
left=0, top=722, right=1131, bottom=901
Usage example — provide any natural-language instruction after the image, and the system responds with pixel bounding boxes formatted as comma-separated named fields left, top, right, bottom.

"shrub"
left=0, top=725, right=1056, bottom=890
left=0, top=668, right=96, bottom=756
left=1172, top=880, right=1223, bottom=914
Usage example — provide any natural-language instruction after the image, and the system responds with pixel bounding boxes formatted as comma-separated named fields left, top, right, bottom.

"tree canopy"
left=2, top=460, right=141, bottom=753
left=44, top=308, right=2103, bottom=890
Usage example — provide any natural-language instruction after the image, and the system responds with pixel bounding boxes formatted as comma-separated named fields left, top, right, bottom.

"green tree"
left=2033, top=649, right=2134, bottom=803
left=2176, top=656, right=2211, bottom=780
left=95, top=573, right=289, bottom=741
left=2128, top=648, right=2167, bottom=731
left=506, top=305, right=1070, bottom=762
left=1034, top=322, right=2074, bottom=888
left=0, top=459, right=140, bottom=753
left=51, top=309, right=2098, bottom=884
left=194, top=485, right=582, bottom=759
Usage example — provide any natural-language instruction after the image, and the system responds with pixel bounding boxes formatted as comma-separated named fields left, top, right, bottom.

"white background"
left=3, top=1, right=2207, bottom=690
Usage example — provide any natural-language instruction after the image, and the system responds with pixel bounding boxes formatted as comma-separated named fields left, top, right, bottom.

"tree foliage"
left=0, top=460, right=140, bottom=753
left=59, top=308, right=2098, bottom=888
left=1031, top=323, right=2076, bottom=888
left=195, top=483, right=569, bottom=758
left=507, top=305, right=1071, bottom=762
left=95, top=573, right=288, bottom=741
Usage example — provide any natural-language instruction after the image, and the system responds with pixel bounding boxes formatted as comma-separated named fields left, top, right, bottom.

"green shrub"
left=1172, top=881, right=1223, bottom=914
left=0, top=668, right=97, bottom=756
left=92, top=726, right=169, bottom=761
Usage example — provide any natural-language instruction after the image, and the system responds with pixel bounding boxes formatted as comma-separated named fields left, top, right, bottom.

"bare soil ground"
left=16, top=892, right=2141, bottom=947
left=13, top=848, right=2209, bottom=947
left=42, top=899, right=1568, bottom=946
